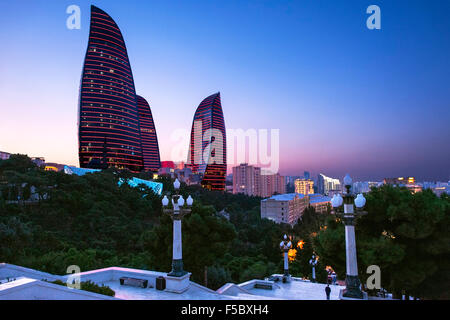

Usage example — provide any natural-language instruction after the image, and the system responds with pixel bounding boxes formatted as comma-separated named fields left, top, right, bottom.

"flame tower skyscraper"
left=187, top=92, right=226, bottom=191
left=137, top=95, right=161, bottom=171
left=78, top=5, right=160, bottom=172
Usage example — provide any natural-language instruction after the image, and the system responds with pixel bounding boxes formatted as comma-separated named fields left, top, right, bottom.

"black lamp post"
left=309, top=254, right=318, bottom=283
left=279, top=234, right=292, bottom=280
left=161, top=179, right=194, bottom=277
left=331, top=174, right=367, bottom=299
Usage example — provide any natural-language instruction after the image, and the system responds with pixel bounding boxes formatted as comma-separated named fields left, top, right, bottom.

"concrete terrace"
left=0, top=263, right=345, bottom=300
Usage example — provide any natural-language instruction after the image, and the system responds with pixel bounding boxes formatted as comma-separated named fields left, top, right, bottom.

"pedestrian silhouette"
left=325, top=284, right=331, bottom=300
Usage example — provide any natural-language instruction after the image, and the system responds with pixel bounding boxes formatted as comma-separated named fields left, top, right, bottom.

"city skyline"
left=1, top=1, right=449, bottom=181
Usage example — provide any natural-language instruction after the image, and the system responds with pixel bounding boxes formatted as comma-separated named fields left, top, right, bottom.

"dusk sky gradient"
left=0, top=0, right=449, bottom=181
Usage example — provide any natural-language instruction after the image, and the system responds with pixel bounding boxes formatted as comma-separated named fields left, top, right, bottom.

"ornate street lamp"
left=331, top=174, right=367, bottom=299
left=309, top=254, right=318, bottom=283
left=279, top=235, right=292, bottom=281
left=161, top=179, right=194, bottom=277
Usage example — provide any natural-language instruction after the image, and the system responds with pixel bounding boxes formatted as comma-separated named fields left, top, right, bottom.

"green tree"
left=182, top=203, right=237, bottom=283
left=207, top=265, right=233, bottom=290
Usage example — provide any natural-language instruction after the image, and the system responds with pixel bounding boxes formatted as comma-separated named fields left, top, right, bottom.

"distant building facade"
left=383, top=177, right=416, bottom=185
left=261, top=193, right=331, bottom=225
left=423, top=181, right=450, bottom=197
left=157, top=164, right=201, bottom=186
left=432, top=186, right=449, bottom=197
left=317, top=173, right=341, bottom=195
left=308, top=194, right=331, bottom=214
left=351, top=181, right=381, bottom=193
left=232, top=163, right=261, bottom=196
left=0, top=151, right=11, bottom=161
left=44, top=163, right=66, bottom=172
left=285, top=175, right=301, bottom=193
left=261, top=193, right=308, bottom=225
left=231, top=164, right=287, bottom=198
left=384, top=176, right=422, bottom=193
left=31, top=157, right=46, bottom=167
left=1, top=153, right=50, bottom=169
left=352, top=182, right=368, bottom=193
left=260, top=173, right=286, bottom=198
left=160, top=161, right=176, bottom=170
left=294, top=179, right=314, bottom=195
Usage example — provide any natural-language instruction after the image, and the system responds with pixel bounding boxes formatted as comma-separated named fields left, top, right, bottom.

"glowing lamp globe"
left=186, top=195, right=193, bottom=206
left=331, top=194, right=339, bottom=208
left=355, top=194, right=366, bottom=208
left=337, top=194, right=344, bottom=207
left=162, top=195, right=169, bottom=207
left=343, top=174, right=352, bottom=187
left=177, top=196, right=185, bottom=207
left=173, top=179, right=181, bottom=190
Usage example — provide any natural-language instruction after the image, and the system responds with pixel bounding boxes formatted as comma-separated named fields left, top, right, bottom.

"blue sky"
left=0, top=0, right=449, bottom=181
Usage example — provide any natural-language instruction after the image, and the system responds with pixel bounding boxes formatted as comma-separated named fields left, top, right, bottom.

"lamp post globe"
left=173, top=178, right=181, bottom=190
left=354, top=194, right=366, bottom=208
left=331, top=194, right=339, bottom=208
left=186, top=195, right=193, bottom=206
left=162, top=195, right=169, bottom=207
left=343, top=174, right=352, bottom=187
left=178, top=196, right=185, bottom=207
left=337, top=194, right=343, bottom=207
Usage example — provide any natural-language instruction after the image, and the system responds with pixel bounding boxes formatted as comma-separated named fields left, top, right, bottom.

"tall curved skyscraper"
left=78, top=5, right=144, bottom=172
left=187, top=92, right=226, bottom=191
left=137, top=95, right=161, bottom=171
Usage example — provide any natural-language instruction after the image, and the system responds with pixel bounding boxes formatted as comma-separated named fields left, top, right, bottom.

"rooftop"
left=64, top=165, right=101, bottom=176
left=262, top=193, right=306, bottom=202
left=309, top=194, right=332, bottom=203
left=236, top=276, right=343, bottom=300
left=262, top=193, right=331, bottom=203
left=104, top=280, right=242, bottom=300
left=0, top=264, right=345, bottom=300
left=0, top=276, right=116, bottom=300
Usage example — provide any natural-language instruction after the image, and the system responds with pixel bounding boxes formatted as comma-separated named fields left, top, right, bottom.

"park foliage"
left=0, top=154, right=448, bottom=299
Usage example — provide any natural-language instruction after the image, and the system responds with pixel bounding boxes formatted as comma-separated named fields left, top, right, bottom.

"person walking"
left=332, top=272, right=337, bottom=285
left=325, top=284, right=331, bottom=300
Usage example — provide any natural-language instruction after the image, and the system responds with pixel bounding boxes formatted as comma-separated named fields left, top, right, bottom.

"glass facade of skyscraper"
left=187, top=92, right=226, bottom=191
left=137, top=95, right=161, bottom=172
left=79, top=6, right=145, bottom=172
